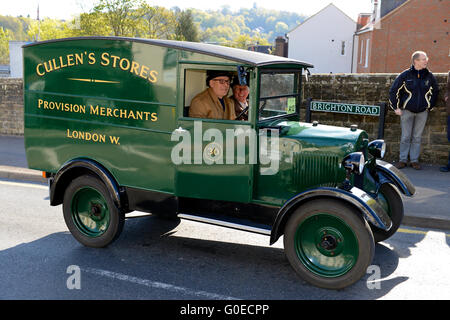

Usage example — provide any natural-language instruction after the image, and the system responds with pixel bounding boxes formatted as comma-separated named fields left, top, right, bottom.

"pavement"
left=1, top=134, right=449, bottom=230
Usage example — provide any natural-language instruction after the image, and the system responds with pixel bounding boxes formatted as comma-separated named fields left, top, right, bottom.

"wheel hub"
left=71, top=187, right=110, bottom=237
left=90, top=203, right=102, bottom=217
left=315, top=227, right=344, bottom=257
left=320, top=234, right=337, bottom=250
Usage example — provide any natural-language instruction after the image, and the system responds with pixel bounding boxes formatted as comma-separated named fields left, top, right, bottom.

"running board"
left=178, top=213, right=272, bottom=236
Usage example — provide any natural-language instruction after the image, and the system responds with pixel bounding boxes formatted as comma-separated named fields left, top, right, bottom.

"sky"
left=0, top=0, right=374, bottom=21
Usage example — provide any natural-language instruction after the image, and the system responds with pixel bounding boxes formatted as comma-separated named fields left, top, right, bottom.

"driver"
left=189, top=70, right=236, bottom=120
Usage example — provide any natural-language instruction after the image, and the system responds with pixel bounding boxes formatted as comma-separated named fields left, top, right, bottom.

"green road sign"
left=310, top=101, right=381, bottom=116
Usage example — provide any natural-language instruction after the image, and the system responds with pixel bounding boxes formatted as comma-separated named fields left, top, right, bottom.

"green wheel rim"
left=71, top=186, right=110, bottom=238
left=294, top=214, right=359, bottom=278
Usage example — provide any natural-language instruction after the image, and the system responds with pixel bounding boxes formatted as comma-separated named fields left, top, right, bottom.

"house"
left=355, top=0, right=448, bottom=73
left=9, top=41, right=28, bottom=78
left=287, top=3, right=356, bottom=74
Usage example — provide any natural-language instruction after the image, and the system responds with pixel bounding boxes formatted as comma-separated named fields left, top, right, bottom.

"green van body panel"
left=23, top=37, right=417, bottom=289
left=24, top=37, right=320, bottom=204
left=23, top=36, right=407, bottom=227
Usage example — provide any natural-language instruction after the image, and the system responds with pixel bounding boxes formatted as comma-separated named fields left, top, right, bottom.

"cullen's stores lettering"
left=310, top=101, right=381, bottom=116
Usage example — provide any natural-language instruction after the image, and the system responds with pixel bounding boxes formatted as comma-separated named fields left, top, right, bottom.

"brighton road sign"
left=310, top=101, right=381, bottom=116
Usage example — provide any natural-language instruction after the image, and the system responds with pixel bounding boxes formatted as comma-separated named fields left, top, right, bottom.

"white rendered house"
left=287, top=3, right=356, bottom=74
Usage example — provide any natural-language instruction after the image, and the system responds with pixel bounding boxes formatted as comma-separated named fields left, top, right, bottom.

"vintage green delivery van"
left=23, top=37, right=415, bottom=289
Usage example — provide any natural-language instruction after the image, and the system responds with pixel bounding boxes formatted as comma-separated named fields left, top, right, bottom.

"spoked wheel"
left=371, top=183, right=404, bottom=242
left=284, top=199, right=375, bottom=290
left=63, top=175, right=124, bottom=248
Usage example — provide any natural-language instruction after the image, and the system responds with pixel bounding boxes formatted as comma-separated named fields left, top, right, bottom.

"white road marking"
left=82, top=267, right=240, bottom=300
left=0, top=180, right=47, bottom=190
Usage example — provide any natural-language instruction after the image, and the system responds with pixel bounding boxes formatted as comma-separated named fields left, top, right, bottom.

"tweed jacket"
left=189, top=88, right=236, bottom=120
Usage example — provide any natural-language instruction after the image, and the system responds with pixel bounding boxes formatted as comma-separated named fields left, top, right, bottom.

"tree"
left=231, top=34, right=270, bottom=49
left=27, top=18, right=71, bottom=41
left=275, top=21, right=288, bottom=34
left=137, top=5, right=176, bottom=39
left=92, top=0, right=145, bottom=36
left=175, top=10, right=199, bottom=42
left=68, top=12, right=111, bottom=36
left=0, top=27, right=12, bottom=64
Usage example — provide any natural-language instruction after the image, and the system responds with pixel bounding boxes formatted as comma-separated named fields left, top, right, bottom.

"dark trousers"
left=447, top=115, right=450, bottom=142
left=447, top=116, right=450, bottom=168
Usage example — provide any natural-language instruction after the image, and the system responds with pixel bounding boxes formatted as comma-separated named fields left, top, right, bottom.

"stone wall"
left=302, top=73, right=448, bottom=164
left=1, top=73, right=448, bottom=164
left=0, top=78, right=23, bottom=135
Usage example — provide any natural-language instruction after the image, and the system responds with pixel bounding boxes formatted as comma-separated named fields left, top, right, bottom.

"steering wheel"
left=235, top=106, right=249, bottom=120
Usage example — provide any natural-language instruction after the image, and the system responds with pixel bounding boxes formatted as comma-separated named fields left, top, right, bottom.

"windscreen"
left=259, top=71, right=301, bottom=120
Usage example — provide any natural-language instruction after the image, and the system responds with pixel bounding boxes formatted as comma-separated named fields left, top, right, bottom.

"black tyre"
left=63, top=175, right=124, bottom=248
left=284, top=199, right=375, bottom=290
left=371, top=183, right=404, bottom=242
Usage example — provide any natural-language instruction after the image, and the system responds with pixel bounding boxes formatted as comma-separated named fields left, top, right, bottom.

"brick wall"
left=1, top=73, right=448, bottom=164
left=357, top=0, right=449, bottom=73
left=0, top=78, right=23, bottom=135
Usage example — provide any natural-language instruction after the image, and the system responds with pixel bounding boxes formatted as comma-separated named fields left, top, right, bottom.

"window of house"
left=364, top=39, right=370, bottom=68
left=359, top=40, right=364, bottom=64
left=341, top=41, right=346, bottom=56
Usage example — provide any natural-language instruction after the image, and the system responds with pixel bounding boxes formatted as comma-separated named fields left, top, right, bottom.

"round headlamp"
left=342, top=152, right=365, bottom=175
left=368, top=140, right=386, bottom=159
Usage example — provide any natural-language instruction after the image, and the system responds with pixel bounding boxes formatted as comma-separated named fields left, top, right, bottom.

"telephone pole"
left=36, top=3, right=40, bottom=41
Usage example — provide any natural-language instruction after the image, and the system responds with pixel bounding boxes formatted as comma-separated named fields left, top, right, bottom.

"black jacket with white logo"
left=389, top=66, right=439, bottom=113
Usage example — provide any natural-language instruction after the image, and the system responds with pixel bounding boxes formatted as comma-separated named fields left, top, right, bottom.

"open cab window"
left=258, top=70, right=301, bottom=121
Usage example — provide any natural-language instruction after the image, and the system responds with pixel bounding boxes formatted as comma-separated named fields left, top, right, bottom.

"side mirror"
left=305, top=68, right=311, bottom=82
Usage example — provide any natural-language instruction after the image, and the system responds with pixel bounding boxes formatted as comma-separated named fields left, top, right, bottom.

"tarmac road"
left=1, top=179, right=449, bottom=300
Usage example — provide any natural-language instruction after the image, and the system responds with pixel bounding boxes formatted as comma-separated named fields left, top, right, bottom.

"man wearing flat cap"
left=189, top=70, right=236, bottom=120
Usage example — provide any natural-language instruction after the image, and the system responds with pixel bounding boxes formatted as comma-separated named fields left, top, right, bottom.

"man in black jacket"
left=440, top=71, right=450, bottom=172
left=389, top=51, right=439, bottom=170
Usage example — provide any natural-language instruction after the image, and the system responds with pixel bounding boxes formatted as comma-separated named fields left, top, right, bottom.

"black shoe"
left=394, top=161, right=407, bottom=169
left=410, top=162, right=421, bottom=170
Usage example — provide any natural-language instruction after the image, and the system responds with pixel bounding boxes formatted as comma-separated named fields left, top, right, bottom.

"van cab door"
left=172, top=66, right=253, bottom=203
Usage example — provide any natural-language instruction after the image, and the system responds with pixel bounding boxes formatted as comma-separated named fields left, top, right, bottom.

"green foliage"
left=175, top=10, right=199, bottom=42
left=92, top=0, right=145, bottom=36
left=0, top=2, right=306, bottom=50
left=27, top=19, right=72, bottom=41
left=137, top=5, right=177, bottom=40
left=68, top=12, right=111, bottom=37
left=192, top=5, right=305, bottom=46
left=0, top=27, right=12, bottom=64
left=0, top=16, right=31, bottom=41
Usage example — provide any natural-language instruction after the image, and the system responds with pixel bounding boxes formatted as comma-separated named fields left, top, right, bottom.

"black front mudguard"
left=375, top=160, right=416, bottom=196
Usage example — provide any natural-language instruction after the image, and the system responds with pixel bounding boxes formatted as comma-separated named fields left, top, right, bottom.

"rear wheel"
left=63, top=175, right=124, bottom=248
left=371, top=183, right=404, bottom=242
left=284, top=199, right=374, bottom=289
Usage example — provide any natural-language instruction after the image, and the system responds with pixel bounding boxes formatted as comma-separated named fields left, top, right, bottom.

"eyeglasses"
left=212, top=79, right=230, bottom=85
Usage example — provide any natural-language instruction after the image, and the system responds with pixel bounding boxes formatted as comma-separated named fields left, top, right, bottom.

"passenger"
left=230, top=78, right=249, bottom=121
left=189, top=71, right=236, bottom=120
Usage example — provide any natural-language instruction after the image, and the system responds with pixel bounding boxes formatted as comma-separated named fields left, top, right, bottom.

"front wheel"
left=284, top=199, right=375, bottom=290
left=63, top=175, right=124, bottom=248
